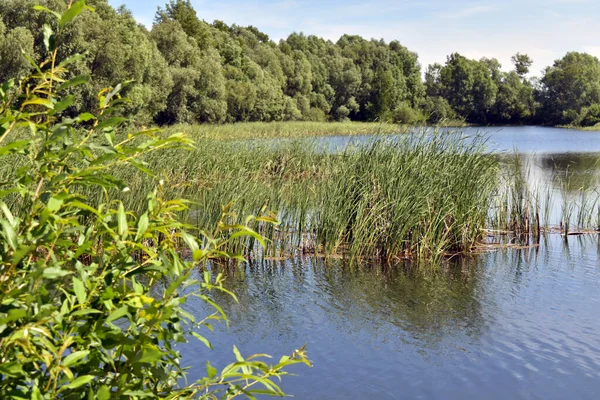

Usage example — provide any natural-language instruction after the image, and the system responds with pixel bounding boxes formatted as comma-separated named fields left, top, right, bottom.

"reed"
left=97, top=131, right=498, bottom=261
left=4, top=125, right=600, bottom=261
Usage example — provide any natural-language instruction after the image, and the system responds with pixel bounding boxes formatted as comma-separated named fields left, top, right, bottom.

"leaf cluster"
left=0, top=2, right=309, bottom=399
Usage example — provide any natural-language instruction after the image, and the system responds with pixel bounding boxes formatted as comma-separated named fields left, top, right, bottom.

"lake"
left=182, top=126, right=600, bottom=399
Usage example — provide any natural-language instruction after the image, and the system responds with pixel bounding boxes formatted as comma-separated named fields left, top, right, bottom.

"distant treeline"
left=2, top=0, right=600, bottom=127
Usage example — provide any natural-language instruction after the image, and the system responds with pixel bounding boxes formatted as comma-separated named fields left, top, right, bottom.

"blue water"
left=313, top=125, right=600, bottom=154
left=182, top=126, right=600, bottom=399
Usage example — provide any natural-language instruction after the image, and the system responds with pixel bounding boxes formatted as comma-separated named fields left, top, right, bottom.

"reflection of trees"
left=316, top=258, right=487, bottom=346
left=201, top=256, right=488, bottom=348
left=539, top=153, right=600, bottom=191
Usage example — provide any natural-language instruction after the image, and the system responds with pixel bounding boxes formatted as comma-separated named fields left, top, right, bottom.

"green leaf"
left=23, top=98, right=54, bottom=109
left=192, top=249, right=205, bottom=261
left=233, top=345, right=245, bottom=362
left=43, top=267, right=71, bottom=279
left=31, top=386, right=43, bottom=400
left=71, top=309, right=102, bottom=317
left=206, top=361, right=217, bottom=379
left=106, top=305, right=128, bottom=323
left=135, top=213, right=149, bottom=241
left=60, top=0, right=85, bottom=28
left=97, top=386, right=110, bottom=400
left=63, top=350, right=89, bottom=367
left=0, top=362, right=24, bottom=378
left=137, top=349, right=164, bottom=363
left=0, top=140, right=29, bottom=156
left=121, top=391, right=154, bottom=398
left=48, top=196, right=64, bottom=212
left=117, top=202, right=127, bottom=238
left=58, top=53, right=86, bottom=68
left=192, top=332, right=213, bottom=349
left=11, top=245, right=35, bottom=266
left=181, top=231, right=199, bottom=253
left=33, top=5, right=61, bottom=20
left=43, top=24, right=55, bottom=52
left=58, top=76, right=89, bottom=92
left=50, top=95, right=75, bottom=115
left=1, top=219, right=17, bottom=250
left=229, top=227, right=266, bottom=248
left=72, top=277, right=86, bottom=305
left=0, top=308, right=27, bottom=324
left=96, top=117, right=126, bottom=130
left=62, top=375, right=95, bottom=390
left=0, top=201, right=15, bottom=226
left=76, top=112, right=96, bottom=122
left=103, top=84, right=123, bottom=107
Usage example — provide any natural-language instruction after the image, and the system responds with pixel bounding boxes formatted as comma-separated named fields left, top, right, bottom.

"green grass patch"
left=162, top=121, right=407, bottom=141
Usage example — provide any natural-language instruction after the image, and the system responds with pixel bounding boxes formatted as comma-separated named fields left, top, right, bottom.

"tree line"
left=2, top=0, right=600, bottom=127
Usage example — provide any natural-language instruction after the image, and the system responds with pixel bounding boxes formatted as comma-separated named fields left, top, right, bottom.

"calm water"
left=183, top=126, right=600, bottom=399
left=316, top=125, right=600, bottom=154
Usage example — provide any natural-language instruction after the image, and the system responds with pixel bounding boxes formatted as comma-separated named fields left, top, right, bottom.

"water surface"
left=183, top=126, right=600, bottom=399
left=316, top=125, right=600, bottom=154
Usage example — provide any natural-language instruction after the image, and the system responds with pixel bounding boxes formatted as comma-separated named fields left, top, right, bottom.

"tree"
left=0, top=22, right=34, bottom=83
left=492, top=71, right=535, bottom=123
left=512, top=53, right=533, bottom=77
left=537, top=52, right=600, bottom=125
left=152, top=20, right=227, bottom=124
left=155, top=0, right=213, bottom=49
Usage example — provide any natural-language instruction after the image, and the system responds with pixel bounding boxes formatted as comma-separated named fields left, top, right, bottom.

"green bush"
left=421, top=96, right=456, bottom=124
left=580, top=104, right=600, bottom=127
left=392, top=103, right=425, bottom=124
left=0, top=2, right=308, bottom=398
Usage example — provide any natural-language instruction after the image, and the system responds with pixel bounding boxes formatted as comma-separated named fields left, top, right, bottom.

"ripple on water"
left=181, top=234, right=600, bottom=399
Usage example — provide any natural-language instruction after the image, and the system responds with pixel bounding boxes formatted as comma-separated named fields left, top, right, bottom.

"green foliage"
left=425, top=53, right=537, bottom=125
left=0, top=3, right=309, bottom=398
left=512, top=53, right=533, bottom=77
left=2, top=0, right=599, bottom=128
left=537, top=52, right=600, bottom=126
left=421, top=96, right=456, bottom=124
left=392, top=103, right=425, bottom=124
left=0, top=0, right=427, bottom=125
left=0, top=22, right=35, bottom=83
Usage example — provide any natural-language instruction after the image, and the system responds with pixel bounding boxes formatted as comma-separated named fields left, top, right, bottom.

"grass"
left=101, top=131, right=499, bottom=262
left=557, top=123, right=600, bottom=131
left=158, top=120, right=477, bottom=141
left=161, top=121, right=407, bottom=141
left=487, top=153, right=600, bottom=239
left=4, top=123, right=600, bottom=262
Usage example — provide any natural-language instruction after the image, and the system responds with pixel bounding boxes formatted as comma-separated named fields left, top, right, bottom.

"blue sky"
left=108, top=0, right=600, bottom=75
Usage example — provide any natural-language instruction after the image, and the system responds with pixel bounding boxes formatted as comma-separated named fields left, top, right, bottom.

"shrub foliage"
left=0, top=2, right=308, bottom=399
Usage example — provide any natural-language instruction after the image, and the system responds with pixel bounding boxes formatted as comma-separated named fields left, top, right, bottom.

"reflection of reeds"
left=490, top=154, right=600, bottom=242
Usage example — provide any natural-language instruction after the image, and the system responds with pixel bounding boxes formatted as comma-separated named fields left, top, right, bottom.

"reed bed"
left=99, top=132, right=499, bottom=261
left=4, top=126, right=600, bottom=261
left=488, top=153, right=600, bottom=241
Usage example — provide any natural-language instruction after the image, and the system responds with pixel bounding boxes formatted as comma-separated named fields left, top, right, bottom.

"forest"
left=1, top=0, right=600, bottom=128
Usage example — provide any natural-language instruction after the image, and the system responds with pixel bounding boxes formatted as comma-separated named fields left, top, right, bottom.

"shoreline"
left=160, top=121, right=600, bottom=141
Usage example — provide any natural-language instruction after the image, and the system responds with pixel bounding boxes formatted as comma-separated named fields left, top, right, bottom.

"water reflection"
left=182, top=234, right=600, bottom=399
left=538, top=152, right=600, bottom=191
